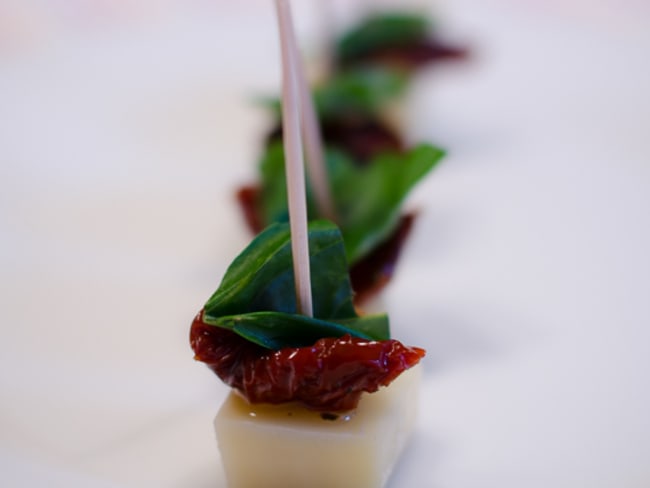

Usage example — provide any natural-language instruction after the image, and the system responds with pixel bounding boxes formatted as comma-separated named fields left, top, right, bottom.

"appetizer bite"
left=239, top=141, right=444, bottom=304
left=190, top=220, right=424, bottom=411
left=190, top=221, right=425, bottom=487
left=194, top=3, right=425, bottom=486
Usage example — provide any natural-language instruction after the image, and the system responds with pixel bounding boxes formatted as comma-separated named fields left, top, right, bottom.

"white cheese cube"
left=214, top=364, right=421, bottom=488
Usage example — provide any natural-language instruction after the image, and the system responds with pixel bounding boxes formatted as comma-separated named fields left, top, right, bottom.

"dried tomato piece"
left=190, top=311, right=425, bottom=412
left=236, top=185, right=265, bottom=234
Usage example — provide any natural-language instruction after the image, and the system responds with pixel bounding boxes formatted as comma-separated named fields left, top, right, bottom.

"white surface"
left=1, top=1, right=649, bottom=487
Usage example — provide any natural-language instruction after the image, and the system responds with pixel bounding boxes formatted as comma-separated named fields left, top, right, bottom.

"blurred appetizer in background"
left=334, top=10, right=468, bottom=73
left=193, top=3, right=432, bottom=486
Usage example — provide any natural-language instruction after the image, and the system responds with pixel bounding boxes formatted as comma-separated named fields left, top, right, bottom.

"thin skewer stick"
left=275, top=0, right=313, bottom=317
left=289, top=6, right=337, bottom=222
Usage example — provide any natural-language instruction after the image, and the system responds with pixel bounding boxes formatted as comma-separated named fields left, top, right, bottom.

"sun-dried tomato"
left=190, top=310, right=425, bottom=412
left=235, top=185, right=265, bottom=234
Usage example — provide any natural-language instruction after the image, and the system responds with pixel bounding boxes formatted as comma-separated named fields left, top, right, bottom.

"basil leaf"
left=333, top=314, right=390, bottom=341
left=204, top=220, right=356, bottom=321
left=204, top=311, right=389, bottom=349
left=257, top=143, right=445, bottom=263
left=337, top=13, right=431, bottom=63
left=333, top=144, right=445, bottom=261
left=202, top=221, right=390, bottom=349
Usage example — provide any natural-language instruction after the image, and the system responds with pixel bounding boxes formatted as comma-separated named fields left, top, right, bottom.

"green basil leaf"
left=336, top=12, right=431, bottom=63
left=257, top=143, right=444, bottom=263
left=202, top=220, right=391, bottom=349
left=334, top=144, right=445, bottom=261
left=333, top=314, right=390, bottom=341
left=204, top=220, right=356, bottom=321
left=204, top=311, right=389, bottom=349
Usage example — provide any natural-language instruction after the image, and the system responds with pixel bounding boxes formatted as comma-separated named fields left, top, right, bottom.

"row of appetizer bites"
left=191, top=7, right=466, bottom=488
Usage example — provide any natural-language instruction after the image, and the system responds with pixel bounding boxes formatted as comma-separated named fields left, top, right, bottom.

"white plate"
left=1, top=1, right=649, bottom=487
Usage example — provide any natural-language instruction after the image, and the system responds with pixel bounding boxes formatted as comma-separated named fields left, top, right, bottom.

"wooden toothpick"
left=290, top=19, right=337, bottom=222
left=275, top=0, right=313, bottom=317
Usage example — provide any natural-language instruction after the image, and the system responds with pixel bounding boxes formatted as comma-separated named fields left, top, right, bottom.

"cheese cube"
left=214, top=364, right=421, bottom=488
